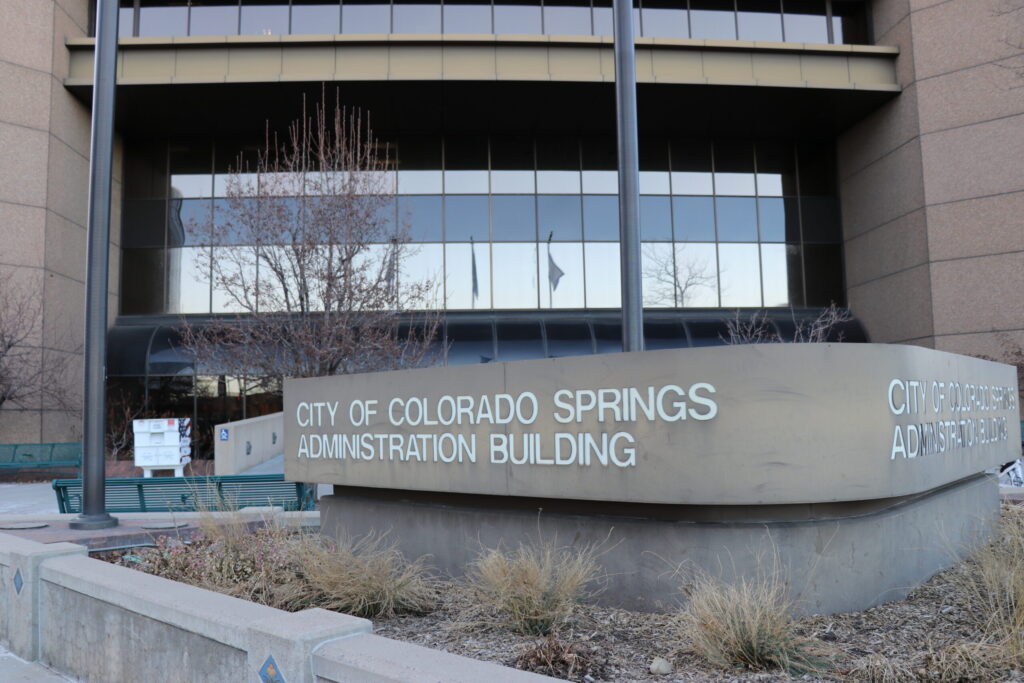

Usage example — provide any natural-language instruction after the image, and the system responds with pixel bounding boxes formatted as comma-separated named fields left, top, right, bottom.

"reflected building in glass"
left=94, top=0, right=884, bottom=450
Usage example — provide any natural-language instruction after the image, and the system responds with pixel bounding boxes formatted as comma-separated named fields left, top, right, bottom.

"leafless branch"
left=723, top=303, right=853, bottom=345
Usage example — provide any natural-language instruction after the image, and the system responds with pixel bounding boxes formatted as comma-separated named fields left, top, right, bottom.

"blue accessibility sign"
left=219, top=428, right=229, bottom=441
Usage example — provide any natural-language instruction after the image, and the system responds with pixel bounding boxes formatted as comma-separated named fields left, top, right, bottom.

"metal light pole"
left=70, top=0, right=119, bottom=530
left=612, top=0, right=644, bottom=353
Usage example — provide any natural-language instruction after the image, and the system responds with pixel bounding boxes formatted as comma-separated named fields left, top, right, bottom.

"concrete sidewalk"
left=0, top=482, right=59, bottom=516
left=0, top=644, right=76, bottom=682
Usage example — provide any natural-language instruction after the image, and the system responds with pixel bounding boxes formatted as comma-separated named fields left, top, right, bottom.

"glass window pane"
left=536, top=136, right=579, bottom=170
left=538, top=195, right=582, bottom=241
left=491, top=135, right=534, bottom=170
left=671, top=171, right=714, bottom=195
left=593, top=5, right=612, bottom=34
left=445, top=242, right=491, bottom=309
left=673, top=196, right=716, bottom=241
left=640, top=171, right=671, bottom=195
left=168, top=247, right=210, bottom=313
left=444, top=4, right=493, bottom=33
left=492, top=243, right=539, bottom=308
left=491, top=170, right=535, bottom=194
left=644, top=320, right=688, bottom=349
left=139, top=5, right=189, bottom=37
left=212, top=247, right=258, bottom=313
left=343, top=3, right=392, bottom=33
left=446, top=323, right=495, bottom=364
left=496, top=323, right=545, bottom=361
left=398, top=170, right=444, bottom=194
left=831, top=0, right=868, bottom=44
left=800, top=196, right=842, bottom=243
left=292, top=3, right=342, bottom=34
left=124, top=199, right=167, bottom=248
left=584, top=243, right=621, bottom=308
left=212, top=198, right=260, bottom=245
left=240, top=4, right=290, bottom=35
left=641, top=7, right=688, bottom=38
left=583, top=195, right=619, bottom=241
left=783, top=0, right=828, bottom=43
left=545, top=322, right=593, bottom=357
left=690, top=0, right=736, bottom=40
left=737, top=0, right=783, bottom=41
left=540, top=242, right=584, bottom=308
left=444, top=170, right=489, bottom=194
left=398, top=196, right=443, bottom=241
left=760, top=243, right=792, bottom=307
left=393, top=3, right=441, bottom=32
left=544, top=5, right=592, bottom=35
left=401, top=243, right=445, bottom=308
left=537, top=171, right=581, bottom=194
left=190, top=3, right=240, bottom=36
left=121, top=248, right=166, bottom=314
left=756, top=140, right=797, bottom=195
left=170, top=198, right=212, bottom=246
left=492, top=196, right=537, bottom=241
left=756, top=173, right=784, bottom=196
left=581, top=170, right=618, bottom=194
left=714, top=173, right=756, bottom=195
left=718, top=243, right=762, bottom=307
left=757, top=197, right=786, bottom=243
left=171, top=174, right=213, bottom=199
left=716, top=197, right=758, bottom=241
left=445, top=195, right=489, bottom=241
left=119, top=5, right=135, bottom=38
left=641, top=243, right=678, bottom=307
left=640, top=196, right=672, bottom=241
left=593, top=322, right=622, bottom=354
left=494, top=4, right=542, bottom=33
left=675, top=243, right=719, bottom=307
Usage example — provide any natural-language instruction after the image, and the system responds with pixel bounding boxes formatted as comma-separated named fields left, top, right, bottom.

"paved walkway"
left=0, top=482, right=59, bottom=516
left=0, top=644, right=76, bottom=682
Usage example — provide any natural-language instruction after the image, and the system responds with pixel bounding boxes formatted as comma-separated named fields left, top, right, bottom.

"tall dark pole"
left=612, top=0, right=644, bottom=352
left=70, top=0, right=119, bottom=530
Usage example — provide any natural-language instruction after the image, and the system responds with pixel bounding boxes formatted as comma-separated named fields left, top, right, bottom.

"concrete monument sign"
left=285, top=344, right=1019, bottom=505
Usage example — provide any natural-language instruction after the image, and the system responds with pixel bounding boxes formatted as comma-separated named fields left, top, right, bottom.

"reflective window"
left=445, top=242, right=492, bottom=308
left=240, top=3, right=290, bottom=35
left=342, top=1, right=392, bottom=33
left=718, top=243, right=762, bottom=307
left=592, top=4, right=612, bottom=35
left=640, top=196, right=673, bottom=241
left=171, top=199, right=212, bottom=246
left=737, top=0, right=783, bottom=41
left=640, top=171, right=671, bottom=195
left=292, top=2, right=342, bottom=34
left=756, top=141, right=797, bottom=194
left=171, top=174, right=213, bottom=199
left=189, top=1, right=240, bottom=36
left=690, top=0, right=737, bottom=40
left=538, top=195, right=582, bottom=241
left=799, top=196, right=842, bottom=243
left=446, top=324, right=495, bottom=364
left=760, top=243, right=791, bottom=307
left=757, top=197, right=786, bottom=242
left=537, top=171, right=581, bottom=194
left=581, top=171, right=617, bottom=194
left=139, top=4, right=189, bottom=37
left=756, top=173, right=784, bottom=196
left=168, top=247, right=211, bottom=313
left=125, top=200, right=167, bottom=248
left=583, top=195, right=619, bottom=241
left=398, top=196, right=443, bottom=241
left=714, top=172, right=756, bottom=196
left=491, top=171, right=535, bottom=194
left=398, top=170, right=444, bottom=194
left=443, top=3, right=493, bottom=33
left=716, top=197, right=758, bottom=242
left=400, top=243, right=444, bottom=307
left=212, top=247, right=257, bottom=313
left=593, top=322, right=622, bottom=354
left=644, top=321, right=688, bottom=349
left=642, top=243, right=677, bottom=307
left=832, top=0, right=868, bottom=44
left=496, top=322, right=545, bottom=361
left=492, top=196, right=537, bottom=241
left=494, top=3, right=542, bottom=33
left=641, top=1, right=688, bottom=39
left=584, top=243, right=621, bottom=308
left=783, top=0, right=829, bottom=43
left=544, top=4, right=592, bottom=36
left=671, top=171, right=714, bottom=195
left=673, top=196, right=715, bottom=241
left=394, top=2, right=442, bottom=33
left=445, top=195, right=489, bottom=241
left=545, top=322, right=592, bottom=357
left=675, top=243, right=718, bottom=307
left=444, top=170, right=489, bottom=194
left=540, top=242, right=584, bottom=308
left=119, top=4, right=134, bottom=38
left=492, top=243, right=539, bottom=308
left=121, top=249, right=166, bottom=314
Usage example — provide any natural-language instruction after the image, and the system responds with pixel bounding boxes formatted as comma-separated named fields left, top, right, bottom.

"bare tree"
left=181, top=93, right=440, bottom=394
left=724, top=303, right=854, bottom=345
left=0, top=270, right=78, bottom=416
left=641, top=244, right=717, bottom=307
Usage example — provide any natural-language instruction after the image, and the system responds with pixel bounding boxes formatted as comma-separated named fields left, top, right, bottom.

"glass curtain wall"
left=111, top=0, right=868, bottom=44
left=121, top=135, right=844, bottom=316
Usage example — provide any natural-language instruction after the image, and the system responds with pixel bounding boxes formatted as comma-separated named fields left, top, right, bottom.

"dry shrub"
left=845, top=654, right=917, bottom=682
left=465, top=539, right=602, bottom=635
left=121, top=522, right=435, bottom=619
left=919, top=642, right=1011, bottom=681
left=512, top=634, right=608, bottom=682
left=955, top=504, right=1024, bottom=662
left=677, top=572, right=830, bottom=676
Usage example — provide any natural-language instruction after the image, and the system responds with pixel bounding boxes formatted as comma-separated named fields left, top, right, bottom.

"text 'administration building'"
left=0, top=0, right=1021, bottom=448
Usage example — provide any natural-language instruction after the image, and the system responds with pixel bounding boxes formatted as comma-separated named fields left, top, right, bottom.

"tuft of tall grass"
left=465, top=539, right=602, bottom=635
left=677, top=571, right=829, bottom=676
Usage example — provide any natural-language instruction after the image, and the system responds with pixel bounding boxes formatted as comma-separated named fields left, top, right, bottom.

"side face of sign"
left=284, top=344, right=1020, bottom=505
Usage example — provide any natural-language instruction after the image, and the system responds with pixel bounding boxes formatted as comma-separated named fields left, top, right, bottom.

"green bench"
left=52, top=474, right=316, bottom=514
left=0, top=442, right=82, bottom=474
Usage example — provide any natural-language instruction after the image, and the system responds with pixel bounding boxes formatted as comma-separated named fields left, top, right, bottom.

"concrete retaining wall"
left=0, top=531, right=554, bottom=682
left=215, top=412, right=284, bottom=475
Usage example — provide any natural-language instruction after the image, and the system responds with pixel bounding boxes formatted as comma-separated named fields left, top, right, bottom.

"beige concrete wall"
left=0, top=0, right=115, bottom=443
left=214, top=411, right=285, bottom=475
left=839, top=0, right=1024, bottom=384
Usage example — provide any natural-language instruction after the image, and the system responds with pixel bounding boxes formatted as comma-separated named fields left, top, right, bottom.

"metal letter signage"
left=284, top=345, right=1020, bottom=506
